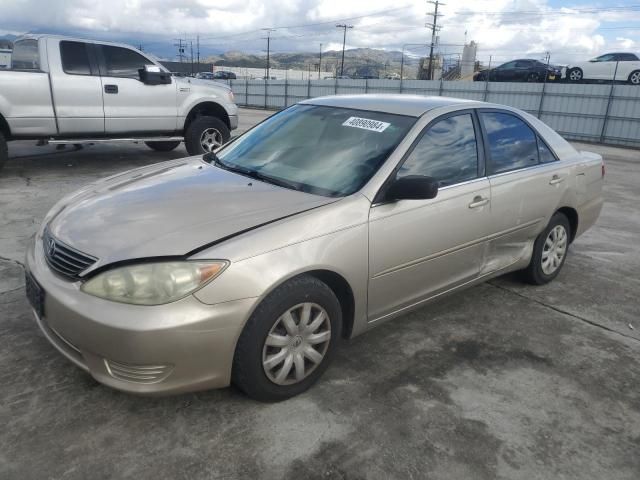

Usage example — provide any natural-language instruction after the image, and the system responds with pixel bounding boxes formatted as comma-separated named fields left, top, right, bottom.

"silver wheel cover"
left=262, top=302, right=331, bottom=386
left=541, top=225, right=568, bottom=275
left=199, top=128, right=223, bottom=152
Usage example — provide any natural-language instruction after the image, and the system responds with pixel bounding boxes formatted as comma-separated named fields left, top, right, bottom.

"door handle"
left=468, top=196, right=490, bottom=209
left=549, top=175, right=564, bottom=185
left=104, top=84, right=118, bottom=94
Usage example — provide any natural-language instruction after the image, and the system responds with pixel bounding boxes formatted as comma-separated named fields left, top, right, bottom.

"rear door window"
left=481, top=112, right=539, bottom=174
left=398, top=113, right=479, bottom=187
left=60, top=41, right=92, bottom=75
left=11, top=39, right=40, bottom=70
left=538, top=138, right=558, bottom=164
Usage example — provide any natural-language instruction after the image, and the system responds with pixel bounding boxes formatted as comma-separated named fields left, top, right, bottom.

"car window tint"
left=596, top=54, right=616, bottom=62
left=515, top=60, right=531, bottom=67
left=538, top=138, right=557, bottom=164
left=618, top=53, right=638, bottom=61
left=398, top=114, right=478, bottom=187
left=482, top=112, right=539, bottom=174
left=102, top=45, right=151, bottom=78
left=60, top=41, right=91, bottom=75
left=500, top=61, right=517, bottom=69
left=11, top=39, right=40, bottom=70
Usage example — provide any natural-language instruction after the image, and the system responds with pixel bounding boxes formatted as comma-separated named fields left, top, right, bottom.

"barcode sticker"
left=342, top=116, right=391, bottom=133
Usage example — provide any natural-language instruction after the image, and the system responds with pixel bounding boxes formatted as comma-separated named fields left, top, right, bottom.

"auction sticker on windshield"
left=342, top=116, right=391, bottom=133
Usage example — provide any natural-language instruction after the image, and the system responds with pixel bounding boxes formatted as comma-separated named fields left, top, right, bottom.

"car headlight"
left=228, top=90, right=235, bottom=103
left=81, top=261, right=228, bottom=305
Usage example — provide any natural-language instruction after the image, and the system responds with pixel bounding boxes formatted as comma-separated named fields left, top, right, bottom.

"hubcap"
left=199, top=128, right=223, bottom=152
left=541, top=225, right=568, bottom=275
left=262, top=302, right=331, bottom=386
left=570, top=70, right=581, bottom=81
left=631, top=72, right=640, bottom=85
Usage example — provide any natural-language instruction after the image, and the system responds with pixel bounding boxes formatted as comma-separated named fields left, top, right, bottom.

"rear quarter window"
left=482, top=112, right=539, bottom=174
left=11, top=39, right=40, bottom=70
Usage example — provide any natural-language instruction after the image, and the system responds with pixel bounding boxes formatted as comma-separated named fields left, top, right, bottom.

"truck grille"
left=43, top=229, right=97, bottom=279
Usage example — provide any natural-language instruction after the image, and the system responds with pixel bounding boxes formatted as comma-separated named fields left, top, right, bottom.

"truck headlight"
left=81, top=261, right=228, bottom=305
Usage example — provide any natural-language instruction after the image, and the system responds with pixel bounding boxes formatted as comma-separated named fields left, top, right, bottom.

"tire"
left=144, top=140, right=181, bottom=152
left=184, top=116, right=230, bottom=156
left=628, top=70, right=640, bottom=85
left=527, top=72, right=539, bottom=83
left=521, top=212, right=571, bottom=285
left=232, top=275, right=343, bottom=402
left=568, top=68, right=583, bottom=83
left=0, top=131, right=6, bottom=172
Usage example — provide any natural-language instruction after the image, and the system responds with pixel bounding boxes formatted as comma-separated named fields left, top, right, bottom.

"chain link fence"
left=227, top=78, right=640, bottom=148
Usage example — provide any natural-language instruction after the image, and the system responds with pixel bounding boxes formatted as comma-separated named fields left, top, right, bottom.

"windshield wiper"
left=203, top=152, right=301, bottom=192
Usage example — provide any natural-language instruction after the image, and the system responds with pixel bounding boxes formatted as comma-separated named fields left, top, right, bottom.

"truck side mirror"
left=139, top=65, right=172, bottom=85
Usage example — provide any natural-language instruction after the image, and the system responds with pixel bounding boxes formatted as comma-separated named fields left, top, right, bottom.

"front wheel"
left=628, top=70, right=640, bottom=85
left=0, top=131, right=7, bottom=172
left=568, top=68, right=583, bottom=83
left=144, top=140, right=181, bottom=152
left=232, top=275, right=342, bottom=402
left=521, top=212, right=571, bottom=285
left=184, top=116, right=230, bottom=155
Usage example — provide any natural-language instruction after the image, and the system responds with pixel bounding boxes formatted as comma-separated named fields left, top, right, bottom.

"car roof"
left=301, top=94, right=481, bottom=117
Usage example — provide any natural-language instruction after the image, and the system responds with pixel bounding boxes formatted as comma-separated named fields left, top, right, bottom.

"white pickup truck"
left=565, top=52, right=640, bottom=85
left=0, top=35, right=239, bottom=170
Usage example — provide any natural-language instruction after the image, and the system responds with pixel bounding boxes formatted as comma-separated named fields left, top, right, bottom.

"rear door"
left=368, top=111, right=491, bottom=321
left=479, top=110, right=571, bottom=273
left=48, top=39, right=105, bottom=135
left=97, top=44, right=177, bottom=134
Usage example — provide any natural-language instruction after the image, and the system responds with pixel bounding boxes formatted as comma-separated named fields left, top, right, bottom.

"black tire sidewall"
left=232, top=276, right=343, bottom=402
left=184, top=116, right=230, bottom=155
left=628, top=70, right=640, bottom=85
left=526, top=213, right=571, bottom=285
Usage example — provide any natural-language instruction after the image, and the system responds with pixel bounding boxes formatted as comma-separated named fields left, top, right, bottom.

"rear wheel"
left=0, top=131, right=7, bottom=172
left=568, top=68, right=583, bottom=83
left=527, top=72, right=539, bottom=83
left=184, top=116, right=230, bottom=155
left=144, top=140, right=181, bottom=152
left=628, top=70, right=640, bottom=85
left=521, top=212, right=571, bottom=285
left=232, top=275, right=342, bottom=402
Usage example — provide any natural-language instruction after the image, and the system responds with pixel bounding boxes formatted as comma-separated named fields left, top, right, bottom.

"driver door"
left=368, top=111, right=491, bottom=321
left=97, top=44, right=178, bottom=134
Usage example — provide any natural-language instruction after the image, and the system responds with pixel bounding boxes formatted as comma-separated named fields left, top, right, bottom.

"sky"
left=1, top=0, right=639, bottom=64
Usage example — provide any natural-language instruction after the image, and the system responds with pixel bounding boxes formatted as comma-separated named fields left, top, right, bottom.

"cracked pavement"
left=1, top=109, right=639, bottom=479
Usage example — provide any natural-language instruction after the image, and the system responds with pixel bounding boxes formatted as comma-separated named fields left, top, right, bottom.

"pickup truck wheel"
left=628, top=70, right=640, bottom=85
left=521, top=212, right=571, bottom=285
left=144, top=141, right=181, bottom=152
left=0, top=131, right=7, bottom=172
left=568, top=68, right=583, bottom=83
left=185, top=116, right=230, bottom=155
left=232, top=275, right=342, bottom=402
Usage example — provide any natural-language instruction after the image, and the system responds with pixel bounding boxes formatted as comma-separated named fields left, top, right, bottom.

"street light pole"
left=261, top=28, right=276, bottom=79
left=319, top=43, right=323, bottom=79
left=336, top=24, right=353, bottom=77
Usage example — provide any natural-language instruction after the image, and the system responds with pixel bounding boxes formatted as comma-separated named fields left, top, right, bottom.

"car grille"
left=104, top=359, right=173, bottom=384
left=43, top=229, right=97, bottom=279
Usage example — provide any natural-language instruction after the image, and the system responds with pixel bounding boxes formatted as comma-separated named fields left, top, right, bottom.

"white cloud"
left=1, top=0, right=638, bottom=64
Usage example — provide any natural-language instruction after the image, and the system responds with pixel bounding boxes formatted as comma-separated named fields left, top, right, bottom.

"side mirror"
left=385, top=175, right=439, bottom=201
left=139, top=65, right=172, bottom=85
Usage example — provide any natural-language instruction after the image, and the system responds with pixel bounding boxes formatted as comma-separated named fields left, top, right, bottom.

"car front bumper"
left=229, top=114, right=238, bottom=130
left=25, top=234, right=256, bottom=395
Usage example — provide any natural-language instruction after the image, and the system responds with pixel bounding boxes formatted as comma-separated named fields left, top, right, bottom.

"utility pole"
left=174, top=38, right=186, bottom=63
left=138, top=43, right=143, bottom=52
left=190, top=40, right=194, bottom=75
left=336, top=24, right=353, bottom=77
left=319, top=43, right=323, bottom=79
left=426, top=1, right=444, bottom=80
left=196, top=35, right=200, bottom=72
left=262, top=28, right=276, bottom=80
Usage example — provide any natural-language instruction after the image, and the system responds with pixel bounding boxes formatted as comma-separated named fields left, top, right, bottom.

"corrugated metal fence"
left=226, top=79, right=640, bottom=148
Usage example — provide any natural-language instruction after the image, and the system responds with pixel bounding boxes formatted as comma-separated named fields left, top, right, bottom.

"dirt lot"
left=1, top=108, right=639, bottom=479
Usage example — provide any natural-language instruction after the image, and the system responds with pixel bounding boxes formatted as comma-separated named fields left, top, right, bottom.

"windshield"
left=216, top=104, right=416, bottom=197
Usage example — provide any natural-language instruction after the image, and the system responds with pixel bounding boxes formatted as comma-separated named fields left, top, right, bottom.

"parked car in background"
left=0, top=34, right=239, bottom=170
left=474, top=59, right=562, bottom=83
left=565, top=53, right=640, bottom=84
left=26, top=95, right=604, bottom=401
left=213, top=71, right=237, bottom=80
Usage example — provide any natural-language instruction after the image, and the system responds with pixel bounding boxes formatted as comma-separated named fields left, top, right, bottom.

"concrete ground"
left=1, top=108, right=639, bottom=479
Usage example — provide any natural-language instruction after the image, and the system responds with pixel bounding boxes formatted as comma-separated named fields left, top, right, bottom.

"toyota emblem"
left=47, top=237, right=56, bottom=257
